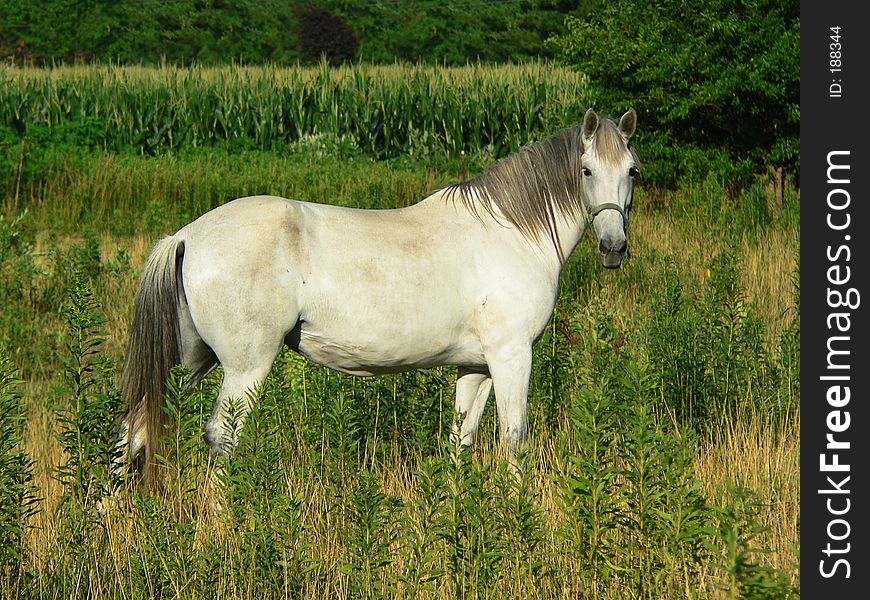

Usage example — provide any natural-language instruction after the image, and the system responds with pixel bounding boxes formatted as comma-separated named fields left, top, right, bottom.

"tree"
left=296, top=4, right=359, bottom=64
left=549, top=0, right=799, bottom=188
left=321, top=0, right=600, bottom=63
left=0, top=0, right=301, bottom=66
left=1, top=0, right=600, bottom=66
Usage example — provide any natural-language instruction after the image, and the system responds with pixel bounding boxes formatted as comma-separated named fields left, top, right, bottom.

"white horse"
left=120, top=108, right=639, bottom=482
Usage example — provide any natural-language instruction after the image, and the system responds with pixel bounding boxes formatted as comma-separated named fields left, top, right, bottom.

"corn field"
left=0, top=62, right=587, bottom=158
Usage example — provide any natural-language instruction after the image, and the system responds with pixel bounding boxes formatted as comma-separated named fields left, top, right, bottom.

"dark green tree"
left=0, top=0, right=301, bottom=65
left=549, top=0, right=799, bottom=188
left=1, top=0, right=603, bottom=65
left=296, top=4, right=359, bottom=64
left=324, top=0, right=599, bottom=63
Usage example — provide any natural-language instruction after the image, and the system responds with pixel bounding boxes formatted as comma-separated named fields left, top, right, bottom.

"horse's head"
left=580, top=108, right=638, bottom=269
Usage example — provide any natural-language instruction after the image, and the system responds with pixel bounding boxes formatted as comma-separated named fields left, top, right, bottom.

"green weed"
left=0, top=355, right=38, bottom=597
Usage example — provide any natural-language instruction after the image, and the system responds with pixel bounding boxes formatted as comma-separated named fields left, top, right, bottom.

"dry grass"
left=740, top=227, right=799, bottom=337
left=696, top=408, right=800, bottom=578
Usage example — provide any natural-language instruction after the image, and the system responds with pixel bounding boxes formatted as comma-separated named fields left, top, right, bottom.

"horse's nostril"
left=600, top=238, right=627, bottom=254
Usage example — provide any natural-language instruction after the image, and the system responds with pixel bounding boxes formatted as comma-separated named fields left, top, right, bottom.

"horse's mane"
left=444, top=118, right=631, bottom=261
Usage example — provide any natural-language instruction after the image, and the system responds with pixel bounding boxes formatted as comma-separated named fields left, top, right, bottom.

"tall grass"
left=0, top=63, right=798, bottom=598
left=1, top=161, right=799, bottom=598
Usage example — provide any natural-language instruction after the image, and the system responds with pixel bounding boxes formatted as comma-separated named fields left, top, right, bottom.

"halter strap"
left=586, top=202, right=629, bottom=230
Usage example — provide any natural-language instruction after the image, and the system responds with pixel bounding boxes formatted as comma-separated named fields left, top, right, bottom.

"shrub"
left=53, top=271, right=122, bottom=508
left=549, top=0, right=799, bottom=188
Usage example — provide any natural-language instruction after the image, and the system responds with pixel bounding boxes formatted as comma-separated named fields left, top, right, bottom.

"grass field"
left=1, top=65, right=798, bottom=599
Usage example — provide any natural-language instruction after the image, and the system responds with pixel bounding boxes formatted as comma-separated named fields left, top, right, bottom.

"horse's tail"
left=120, top=235, right=185, bottom=489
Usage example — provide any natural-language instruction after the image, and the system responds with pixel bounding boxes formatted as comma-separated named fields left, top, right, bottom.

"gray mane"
left=444, top=118, right=630, bottom=260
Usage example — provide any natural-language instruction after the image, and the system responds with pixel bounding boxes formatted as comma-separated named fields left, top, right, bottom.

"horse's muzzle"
left=599, top=239, right=627, bottom=269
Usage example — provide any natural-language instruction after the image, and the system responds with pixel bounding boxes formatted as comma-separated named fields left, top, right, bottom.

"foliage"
left=557, top=374, right=714, bottom=597
left=642, top=173, right=799, bottom=432
left=321, top=0, right=600, bottom=64
left=0, top=0, right=300, bottom=66
left=296, top=4, right=359, bottom=65
left=0, top=213, right=38, bottom=366
left=0, top=354, right=38, bottom=593
left=52, top=271, right=123, bottom=509
left=0, top=0, right=597, bottom=66
left=645, top=249, right=770, bottom=432
left=715, top=486, right=799, bottom=598
left=340, top=469, right=400, bottom=597
left=157, top=366, right=210, bottom=513
left=0, top=210, right=131, bottom=385
left=549, top=0, right=800, bottom=187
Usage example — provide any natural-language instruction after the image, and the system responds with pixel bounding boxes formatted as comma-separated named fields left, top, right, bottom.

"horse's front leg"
left=486, top=343, right=532, bottom=453
left=451, top=367, right=493, bottom=447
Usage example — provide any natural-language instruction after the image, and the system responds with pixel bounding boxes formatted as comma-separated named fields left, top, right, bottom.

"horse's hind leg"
left=202, top=338, right=284, bottom=458
left=178, top=301, right=219, bottom=385
left=451, top=367, right=493, bottom=447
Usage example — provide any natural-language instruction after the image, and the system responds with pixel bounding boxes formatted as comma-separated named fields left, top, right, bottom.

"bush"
left=549, top=0, right=799, bottom=188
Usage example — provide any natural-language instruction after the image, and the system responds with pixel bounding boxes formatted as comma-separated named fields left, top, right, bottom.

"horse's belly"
left=294, top=322, right=484, bottom=376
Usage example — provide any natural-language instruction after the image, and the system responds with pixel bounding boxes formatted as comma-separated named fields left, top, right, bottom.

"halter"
left=579, top=158, right=630, bottom=231
left=586, top=201, right=629, bottom=230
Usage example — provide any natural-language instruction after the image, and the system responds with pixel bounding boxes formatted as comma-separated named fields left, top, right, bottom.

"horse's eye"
left=582, top=168, right=592, bottom=177
left=629, top=167, right=640, bottom=177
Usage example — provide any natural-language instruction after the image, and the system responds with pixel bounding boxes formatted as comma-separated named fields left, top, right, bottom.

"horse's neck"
left=490, top=197, right=589, bottom=272
left=551, top=207, right=590, bottom=269
left=425, top=187, right=588, bottom=271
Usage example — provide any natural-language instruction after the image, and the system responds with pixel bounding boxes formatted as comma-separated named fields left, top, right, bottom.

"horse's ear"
left=618, top=108, right=637, bottom=139
left=583, top=108, right=599, bottom=139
